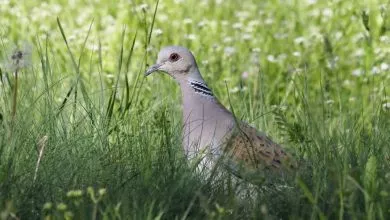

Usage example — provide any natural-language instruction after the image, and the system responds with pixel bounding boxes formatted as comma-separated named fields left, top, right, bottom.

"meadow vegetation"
left=0, top=0, right=390, bottom=219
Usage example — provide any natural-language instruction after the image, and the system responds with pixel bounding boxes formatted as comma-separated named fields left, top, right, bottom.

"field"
left=1, top=0, right=390, bottom=219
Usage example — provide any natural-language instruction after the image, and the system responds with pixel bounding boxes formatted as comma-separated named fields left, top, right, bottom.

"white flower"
left=278, top=54, right=287, bottom=60
left=232, top=22, right=243, bottom=29
left=231, top=87, right=240, bottom=93
left=235, top=11, right=250, bottom=19
left=325, top=99, right=334, bottom=105
left=252, top=48, right=261, bottom=53
left=157, top=14, right=168, bottom=22
left=224, top=47, right=236, bottom=56
left=383, top=102, right=390, bottom=111
left=105, top=74, right=115, bottom=79
left=242, top=33, right=252, bottom=40
left=274, top=33, right=287, bottom=39
left=197, top=20, right=207, bottom=27
left=353, top=49, right=365, bottom=57
left=183, top=18, right=193, bottom=24
left=264, top=18, right=274, bottom=25
left=380, top=63, right=389, bottom=71
left=322, top=8, right=333, bottom=17
left=374, top=48, right=382, bottom=55
left=185, top=34, right=197, bottom=40
left=292, top=51, right=301, bottom=57
left=343, top=80, right=352, bottom=86
left=294, top=36, right=305, bottom=44
left=154, top=29, right=163, bottom=36
left=371, top=66, right=380, bottom=75
left=223, top=37, right=233, bottom=43
left=221, top=20, right=229, bottom=26
left=334, top=31, right=343, bottom=40
left=380, top=36, right=389, bottom=43
left=0, top=0, right=11, bottom=5
left=248, top=20, right=260, bottom=27
left=352, top=69, right=363, bottom=76
left=267, top=55, right=277, bottom=63
left=137, top=3, right=149, bottom=11
left=231, top=86, right=247, bottom=93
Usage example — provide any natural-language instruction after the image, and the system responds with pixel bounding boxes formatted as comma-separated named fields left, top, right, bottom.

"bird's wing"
left=222, top=122, right=296, bottom=174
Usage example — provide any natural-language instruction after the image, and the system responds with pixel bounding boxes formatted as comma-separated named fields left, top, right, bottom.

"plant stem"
left=12, top=70, right=18, bottom=119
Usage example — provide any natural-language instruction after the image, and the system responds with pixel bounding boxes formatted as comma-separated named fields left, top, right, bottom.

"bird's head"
left=145, top=46, right=201, bottom=81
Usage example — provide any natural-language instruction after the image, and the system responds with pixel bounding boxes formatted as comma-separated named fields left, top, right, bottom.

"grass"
left=1, top=0, right=390, bottom=219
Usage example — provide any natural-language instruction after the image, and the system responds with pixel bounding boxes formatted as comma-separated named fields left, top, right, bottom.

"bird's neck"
left=185, top=78, right=214, bottom=97
left=178, top=77, right=234, bottom=158
left=178, top=77, right=232, bottom=125
left=179, top=77, right=216, bottom=111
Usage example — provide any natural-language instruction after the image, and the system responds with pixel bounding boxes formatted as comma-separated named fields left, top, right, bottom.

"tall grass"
left=0, top=0, right=390, bottom=219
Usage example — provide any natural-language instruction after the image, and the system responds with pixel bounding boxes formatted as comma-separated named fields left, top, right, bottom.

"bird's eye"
left=169, top=53, right=180, bottom=62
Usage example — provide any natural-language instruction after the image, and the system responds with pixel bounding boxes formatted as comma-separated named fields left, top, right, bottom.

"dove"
left=145, top=46, right=295, bottom=178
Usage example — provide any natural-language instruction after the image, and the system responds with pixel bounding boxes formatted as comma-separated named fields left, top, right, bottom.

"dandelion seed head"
left=3, top=42, right=32, bottom=73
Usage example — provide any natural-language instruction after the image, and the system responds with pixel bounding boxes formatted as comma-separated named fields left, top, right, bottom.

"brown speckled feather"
left=223, top=122, right=296, bottom=173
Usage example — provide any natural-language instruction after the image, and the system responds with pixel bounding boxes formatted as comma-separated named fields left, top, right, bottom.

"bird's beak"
left=145, top=63, right=163, bottom=76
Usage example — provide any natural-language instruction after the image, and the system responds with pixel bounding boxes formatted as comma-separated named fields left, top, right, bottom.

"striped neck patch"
left=188, top=80, right=213, bottom=97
